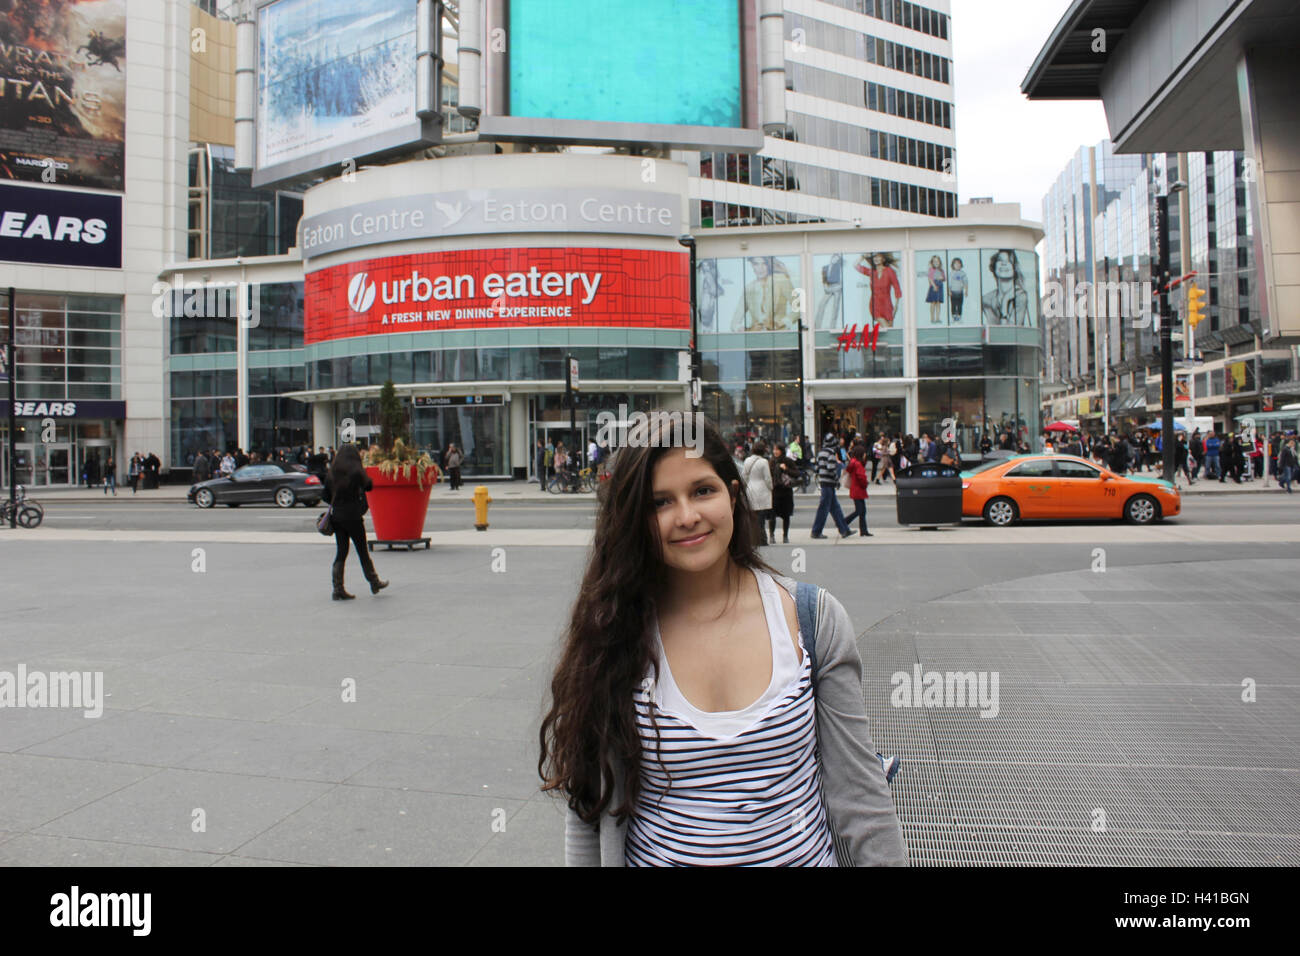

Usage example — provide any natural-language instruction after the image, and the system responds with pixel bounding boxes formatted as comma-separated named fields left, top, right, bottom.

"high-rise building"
left=1041, top=141, right=1297, bottom=432
left=689, top=0, right=958, bottom=228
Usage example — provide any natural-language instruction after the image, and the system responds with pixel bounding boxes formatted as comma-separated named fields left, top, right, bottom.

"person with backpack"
left=539, top=417, right=905, bottom=866
left=810, top=433, right=854, bottom=540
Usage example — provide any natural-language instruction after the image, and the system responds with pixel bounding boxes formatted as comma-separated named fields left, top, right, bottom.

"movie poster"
left=257, top=0, right=417, bottom=171
left=0, top=0, right=126, bottom=191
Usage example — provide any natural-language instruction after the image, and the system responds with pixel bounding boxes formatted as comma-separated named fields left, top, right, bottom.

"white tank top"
left=625, top=568, right=837, bottom=866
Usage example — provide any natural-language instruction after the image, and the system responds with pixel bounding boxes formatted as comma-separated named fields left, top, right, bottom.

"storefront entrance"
left=1, top=442, right=78, bottom=488
left=816, top=400, right=904, bottom=441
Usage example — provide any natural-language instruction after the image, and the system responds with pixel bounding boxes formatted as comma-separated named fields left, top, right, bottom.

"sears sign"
left=0, top=183, right=122, bottom=268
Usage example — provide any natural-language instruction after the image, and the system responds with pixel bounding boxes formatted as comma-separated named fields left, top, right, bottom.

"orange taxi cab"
left=961, top=455, right=1181, bottom=525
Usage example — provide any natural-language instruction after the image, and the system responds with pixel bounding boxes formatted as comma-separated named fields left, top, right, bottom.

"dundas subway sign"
left=305, top=247, right=689, bottom=345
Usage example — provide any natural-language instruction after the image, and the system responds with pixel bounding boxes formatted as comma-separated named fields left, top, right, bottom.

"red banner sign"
left=305, top=247, right=688, bottom=344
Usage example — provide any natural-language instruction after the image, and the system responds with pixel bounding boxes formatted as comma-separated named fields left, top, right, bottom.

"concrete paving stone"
left=426, top=693, right=545, bottom=742
left=98, top=672, right=214, bottom=711
left=139, top=680, right=325, bottom=722
left=179, top=722, right=427, bottom=783
left=0, top=753, right=158, bottom=830
left=235, top=785, right=525, bottom=866
left=25, top=710, right=247, bottom=767
left=278, top=691, right=470, bottom=736
left=365, top=662, right=517, bottom=698
left=467, top=793, right=567, bottom=866
left=485, top=661, right=553, bottom=702
left=34, top=768, right=332, bottom=855
left=0, top=833, right=223, bottom=867
left=233, top=653, right=393, bottom=690
left=0, top=706, right=129, bottom=753
left=348, top=734, right=540, bottom=800
left=432, top=640, right=553, bottom=669
left=75, top=635, right=188, bottom=663
left=130, top=649, right=285, bottom=683
left=210, top=855, right=318, bottom=866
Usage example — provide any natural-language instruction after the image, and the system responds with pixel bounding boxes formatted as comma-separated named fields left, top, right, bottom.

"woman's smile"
left=672, top=530, right=711, bottom=546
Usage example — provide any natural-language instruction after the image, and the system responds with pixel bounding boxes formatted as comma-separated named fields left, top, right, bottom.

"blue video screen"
left=508, top=0, right=743, bottom=128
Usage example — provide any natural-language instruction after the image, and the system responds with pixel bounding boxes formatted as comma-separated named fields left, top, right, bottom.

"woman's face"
left=872, top=254, right=884, bottom=268
left=749, top=258, right=769, bottom=278
left=650, top=448, right=738, bottom=575
left=931, top=257, right=941, bottom=269
left=993, top=252, right=1015, bottom=280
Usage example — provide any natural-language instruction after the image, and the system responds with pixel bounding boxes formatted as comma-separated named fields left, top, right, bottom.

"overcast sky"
left=950, top=0, right=1110, bottom=223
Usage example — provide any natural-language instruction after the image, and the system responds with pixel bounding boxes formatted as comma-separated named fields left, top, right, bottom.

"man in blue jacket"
left=1204, top=431, right=1221, bottom=480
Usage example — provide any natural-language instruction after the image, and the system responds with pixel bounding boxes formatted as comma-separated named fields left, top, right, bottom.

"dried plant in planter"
left=364, top=438, right=440, bottom=490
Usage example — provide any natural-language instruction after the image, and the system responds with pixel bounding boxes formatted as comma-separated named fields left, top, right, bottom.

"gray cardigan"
left=563, top=571, right=909, bottom=866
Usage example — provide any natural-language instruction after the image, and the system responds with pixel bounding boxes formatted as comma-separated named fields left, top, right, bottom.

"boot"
left=332, top=561, right=355, bottom=600
left=359, top=552, right=388, bottom=594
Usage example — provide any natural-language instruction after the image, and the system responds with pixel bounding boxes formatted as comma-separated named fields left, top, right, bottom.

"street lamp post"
left=677, top=235, right=700, bottom=412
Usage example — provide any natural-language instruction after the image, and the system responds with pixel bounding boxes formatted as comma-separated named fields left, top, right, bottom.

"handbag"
left=940, top=452, right=956, bottom=467
left=316, top=504, right=334, bottom=536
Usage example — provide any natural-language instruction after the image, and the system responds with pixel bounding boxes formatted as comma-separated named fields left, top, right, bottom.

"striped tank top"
left=624, top=568, right=837, bottom=866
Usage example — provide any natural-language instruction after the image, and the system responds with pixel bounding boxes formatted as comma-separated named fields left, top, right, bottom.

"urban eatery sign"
left=305, top=247, right=688, bottom=344
left=298, top=188, right=683, bottom=258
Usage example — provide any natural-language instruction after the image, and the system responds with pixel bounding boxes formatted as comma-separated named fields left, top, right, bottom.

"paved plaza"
left=1, top=497, right=1298, bottom=865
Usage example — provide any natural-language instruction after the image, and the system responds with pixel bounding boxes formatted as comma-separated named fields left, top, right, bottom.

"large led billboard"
left=305, top=247, right=689, bottom=344
left=509, top=1, right=741, bottom=127
left=479, top=0, right=762, bottom=152
left=0, top=0, right=126, bottom=192
left=252, top=0, right=437, bottom=187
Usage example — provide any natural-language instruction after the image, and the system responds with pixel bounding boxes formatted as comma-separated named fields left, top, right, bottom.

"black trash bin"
left=895, top=462, right=963, bottom=527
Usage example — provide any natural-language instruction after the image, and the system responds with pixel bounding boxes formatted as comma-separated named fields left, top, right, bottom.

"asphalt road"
left=20, top=490, right=1300, bottom=533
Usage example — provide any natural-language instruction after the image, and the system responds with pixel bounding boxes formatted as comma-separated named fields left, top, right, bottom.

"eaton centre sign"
left=298, top=187, right=683, bottom=259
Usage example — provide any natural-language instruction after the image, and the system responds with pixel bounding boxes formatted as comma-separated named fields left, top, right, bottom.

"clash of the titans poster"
left=0, top=0, right=126, bottom=192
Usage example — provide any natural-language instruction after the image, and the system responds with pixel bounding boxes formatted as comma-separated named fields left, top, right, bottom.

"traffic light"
left=1186, top=282, right=1206, bottom=328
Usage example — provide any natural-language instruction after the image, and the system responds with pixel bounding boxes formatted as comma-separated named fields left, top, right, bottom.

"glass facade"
left=0, top=291, right=122, bottom=401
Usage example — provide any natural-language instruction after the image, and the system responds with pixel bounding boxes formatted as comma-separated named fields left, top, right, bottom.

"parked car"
left=188, top=462, right=323, bottom=509
left=961, top=454, right=1180, bottom=526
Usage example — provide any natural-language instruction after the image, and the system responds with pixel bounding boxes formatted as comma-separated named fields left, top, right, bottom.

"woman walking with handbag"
left=742, top=440, right=774, bottom=546
left=539, top=417, right=906, bottom=866
left=770, top=443, right=798, bottom=543
left=321, top=444, right=388, bottom=600
left=846, top=442, right=872, bottom=536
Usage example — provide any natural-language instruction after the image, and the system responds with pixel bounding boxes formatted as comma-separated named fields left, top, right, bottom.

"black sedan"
left=188, top=463, right=324, bottom=508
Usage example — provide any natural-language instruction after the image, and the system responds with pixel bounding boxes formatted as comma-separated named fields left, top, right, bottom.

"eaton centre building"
left=0, top=0, right=1044, bottom=485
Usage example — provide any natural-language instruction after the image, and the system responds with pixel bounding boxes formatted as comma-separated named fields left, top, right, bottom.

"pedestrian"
left=544, top=438, right=555, bottom=482
left=846, top=441, right=871, bottom=537
left=770, top=442, right=798, bottom=544
left=1190, top=429, right=1205, bottom=478
left=811, top=433, right=853, bottom=539
left=322, top=443, right=388, bottom=600
left=144, top=452, right=161, bottom=489
left=445, top=443, right=463, bottom=490
left=1205, top=431, right=1221, bottom=479
left=538, top=418, right=906, bottom=866
left=742, top=440, right=773, bottom=546
left=1176, top=433, right=1194, bottom=484
left=1279, top=439, right=1298, bottom=494
left=128, top=453, right=141, bottom=493
left=536, top=438, right=547, bottom=489
left=192, top=449, right=209, bottom=483
left=103, top=454, right=117, bottom=495
left=878, top=435, right=897, bottom=484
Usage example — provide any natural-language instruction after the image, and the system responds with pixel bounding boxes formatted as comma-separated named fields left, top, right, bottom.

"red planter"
left=364, top=465, right=437, bottom=541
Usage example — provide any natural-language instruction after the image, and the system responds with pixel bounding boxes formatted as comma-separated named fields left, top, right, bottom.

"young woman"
left=845, top=442, right=871, bottom=536
left=322, top=443, right=388, bottom=600
left=770, top=443, right=798, bottom=543
left=539, top=417, right=906, bottom=866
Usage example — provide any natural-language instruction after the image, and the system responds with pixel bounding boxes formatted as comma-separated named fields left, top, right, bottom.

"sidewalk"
left=7, top=471, right=1284, bottom=503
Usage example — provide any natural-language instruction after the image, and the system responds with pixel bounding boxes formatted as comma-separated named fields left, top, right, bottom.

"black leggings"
left=333, top=518, right=375, bottom=576
left=768, top=514, right=790, bottom=538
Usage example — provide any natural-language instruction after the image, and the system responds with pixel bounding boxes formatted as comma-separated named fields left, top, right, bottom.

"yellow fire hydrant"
left=473, top=485, right=492, bottom=530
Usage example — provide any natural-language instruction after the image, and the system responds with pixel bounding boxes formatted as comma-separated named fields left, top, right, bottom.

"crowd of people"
left=80, top=451, right=161, bottom=494
left=1047, top=427, right=1299, bottom=490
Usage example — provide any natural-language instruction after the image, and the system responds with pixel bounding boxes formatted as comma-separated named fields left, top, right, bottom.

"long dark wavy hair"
left=538, top=415, right=780, bottom=825
left=328, top=443, right=365, bottom=491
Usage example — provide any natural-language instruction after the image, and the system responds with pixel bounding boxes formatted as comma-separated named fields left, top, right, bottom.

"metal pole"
left=678, top=235, right=700, bottom=413
left=7, top=287, right=15, bottom=528
left=1178, top=154, right=1196, bottom=420
left=1156, top=195, right=1176, bottom=482
left=565, top=352, right=575, bottom=463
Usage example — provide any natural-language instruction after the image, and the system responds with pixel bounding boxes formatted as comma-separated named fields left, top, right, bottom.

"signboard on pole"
left=569, top=357, right=580, bottom=392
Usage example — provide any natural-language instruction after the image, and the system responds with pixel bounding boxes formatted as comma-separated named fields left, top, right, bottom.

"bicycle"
left=0, top=486, right=44, bottom=528
left=548, top=466, right=596, bottom=494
